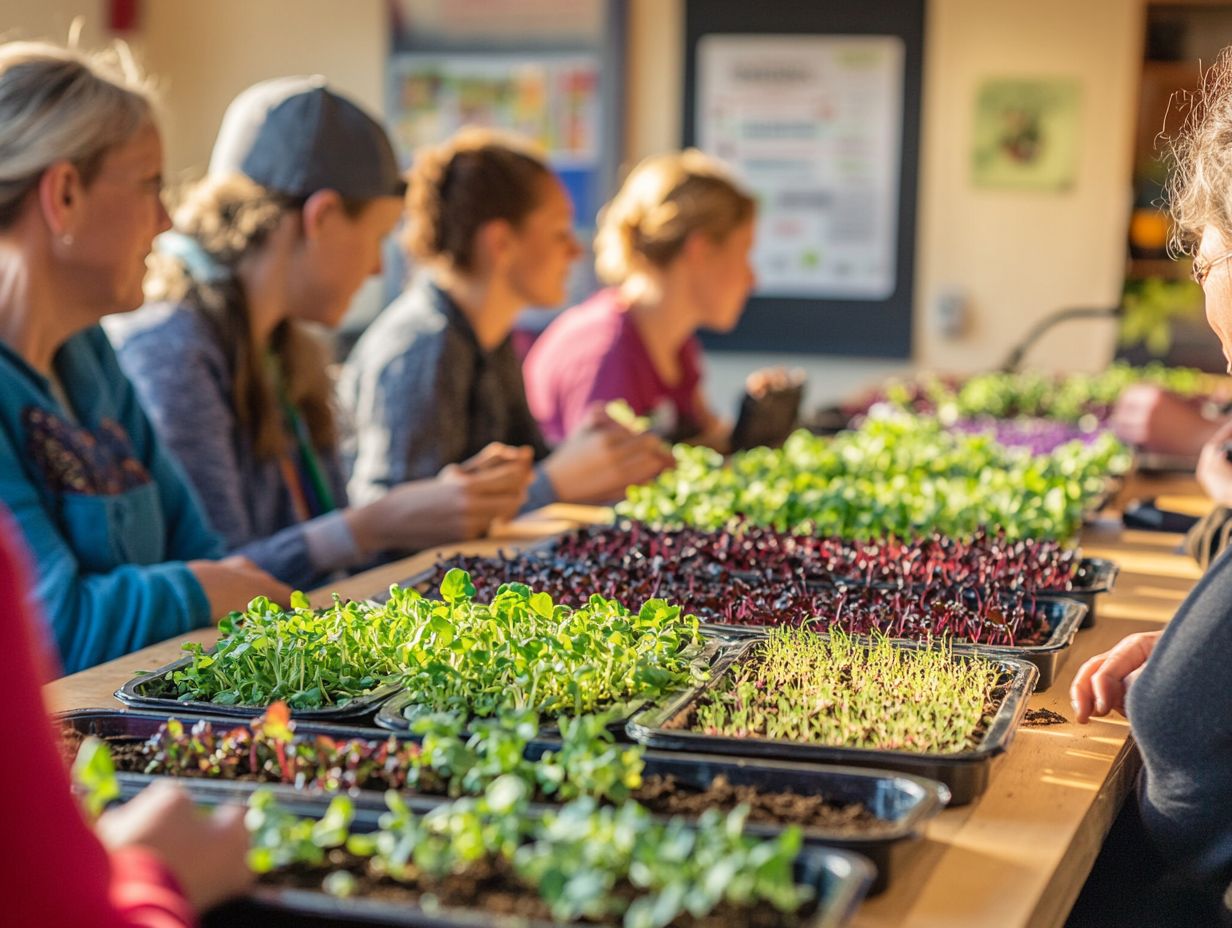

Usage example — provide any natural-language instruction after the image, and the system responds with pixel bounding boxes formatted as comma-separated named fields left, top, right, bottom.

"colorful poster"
left=697, top=35, right=905, bottom=300
left=387, top=53, right=598, bottom=167
left=971, top=78, right=1082, bottom=192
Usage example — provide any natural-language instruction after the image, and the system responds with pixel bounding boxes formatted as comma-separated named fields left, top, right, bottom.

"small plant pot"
left=59, top=708, right=945, bottom=896
left=627, top=639, right=1039, bottom=806
left=114, top=655, right=399, bottom=722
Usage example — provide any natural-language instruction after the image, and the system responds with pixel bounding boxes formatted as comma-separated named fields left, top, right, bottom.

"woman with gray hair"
left=0, top=40, right=288, bottom=675
left=1069, top=51, right=1232, bottom=926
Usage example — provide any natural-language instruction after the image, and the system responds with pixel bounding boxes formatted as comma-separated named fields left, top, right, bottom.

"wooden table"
left=44, top=484, right=1208, bottom=928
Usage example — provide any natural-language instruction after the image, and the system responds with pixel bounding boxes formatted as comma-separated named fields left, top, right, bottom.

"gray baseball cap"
left=209, top=75, right=405, bottom=200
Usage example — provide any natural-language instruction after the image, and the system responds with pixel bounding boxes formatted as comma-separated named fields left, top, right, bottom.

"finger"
left=467, top=462, right=535, bottom=494
left=1084, top=638, right=1151, bottom=716
left=1069, top=654, right=1107, bottom=723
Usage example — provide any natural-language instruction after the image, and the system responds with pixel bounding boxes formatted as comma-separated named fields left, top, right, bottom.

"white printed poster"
left=697, top=35, right=905, bottom=300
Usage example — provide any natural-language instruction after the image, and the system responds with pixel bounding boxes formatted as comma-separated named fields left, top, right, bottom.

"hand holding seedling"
left=1196, top=417, right=1232, bottom=505
left=188, top=555, right=292, bottom=621
left=1069, top=630, right=1162, bottom=723
left=543, top=405, right=674, bottom=504
left=96, top=780, right=252, bottom=911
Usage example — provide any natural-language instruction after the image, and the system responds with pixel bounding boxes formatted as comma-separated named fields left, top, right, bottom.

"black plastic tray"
left=371, top=636, right=725, bottom=737
left=1035, top=557, right=1118, bottom=628
left=698, top=593, right=1083, bottom=693
left=402, top=553, right=1082, bottom=692
left=59, top=708, right=946, bottom=895
left=627, top=638, right=1039, bottom=806
left=114, top=653, right=398, bottom=722
left=202, top=836, right=873, bottom=928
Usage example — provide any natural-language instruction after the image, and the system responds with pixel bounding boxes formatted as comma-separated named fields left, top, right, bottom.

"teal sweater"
left=0, top=327, right=223, bottom=674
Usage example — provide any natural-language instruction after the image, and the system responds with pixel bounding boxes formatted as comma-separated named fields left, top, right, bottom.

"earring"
left=60, top=233, right=73, bottom=247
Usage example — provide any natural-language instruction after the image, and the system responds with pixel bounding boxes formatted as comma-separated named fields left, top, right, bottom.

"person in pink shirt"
left=524, top=150, right=762, bottom=450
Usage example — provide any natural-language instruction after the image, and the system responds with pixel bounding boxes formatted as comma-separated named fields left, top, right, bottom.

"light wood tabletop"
left=43, top=486, right=1209, bottom=928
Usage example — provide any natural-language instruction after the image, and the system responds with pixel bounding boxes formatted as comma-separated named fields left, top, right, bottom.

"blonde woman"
left=0, top=39, right=252, bottom=926
left=523, top=149, right=762, bottom=450
left=341, top=129, right=672, bottom=507
left=0, top=42, right=288, bottom=675
left=109, top=79, right=532, bottom=590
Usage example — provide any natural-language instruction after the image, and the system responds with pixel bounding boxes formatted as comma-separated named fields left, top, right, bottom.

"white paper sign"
left=697, top=35, right=905, bottom=300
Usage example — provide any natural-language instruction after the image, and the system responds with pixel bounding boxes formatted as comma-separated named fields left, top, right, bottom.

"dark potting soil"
left=636, top=774, right=888, bottom=835
left=1023, top=707, right=1068, bottom=727
left=267, top=848, right=814, bottom=927
left=58, top=728, right=884, bottom=833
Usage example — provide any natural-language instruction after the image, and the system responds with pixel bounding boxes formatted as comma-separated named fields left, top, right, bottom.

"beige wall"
left=141, top=0, right=385, bottom=182
left=624, top=0, right=1148, bottom=409
left=915, top=0, right=1143, bottom=375
left=0, top=0, right=1154, bottom=407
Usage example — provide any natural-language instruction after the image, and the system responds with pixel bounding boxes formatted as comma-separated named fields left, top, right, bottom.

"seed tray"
left=627, top=638, right=1039, bottom=806
left=399, top=555, right=1082, bottom=692
left=780, top=557, right=1115, bottom=630
left=180, top=799, right=874, bottom=928
left=199, top=841, right=873, bottom=928
left=114, top=654, right=398, bottom=722
left=699, top=593, right=1083, bottom=693
left=59, top=708, right=946, bottom=895
left=371, top=637, right=726, bottom=738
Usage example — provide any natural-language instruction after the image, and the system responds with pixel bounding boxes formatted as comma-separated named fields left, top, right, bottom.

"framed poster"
left=684, top=0, right=924, bottom=358
left=698, top=36, right=904, bottom=301
left=971, top=78, right=1082, bottom=192
left=387, top=53, right=603, bottom=221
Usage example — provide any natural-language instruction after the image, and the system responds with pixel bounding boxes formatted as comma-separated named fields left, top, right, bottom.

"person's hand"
left=348, top=445, right=533, bottom=551
left=1110, top=384, right=1219, bottom=456
left=1069, top=630, right=1163, bottom=723
left=97, top=781, right=252, bottom=912
left=1197, top=416, right=1232, bottom=504
left=543, top=406, right=675, bottom=504
left=188, top=556, right=291, bottom=621
left=745, top=366, right=803, bottom=398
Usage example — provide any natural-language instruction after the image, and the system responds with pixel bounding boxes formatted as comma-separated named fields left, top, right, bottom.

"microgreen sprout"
left=692, top=629, right=1004, bottom=754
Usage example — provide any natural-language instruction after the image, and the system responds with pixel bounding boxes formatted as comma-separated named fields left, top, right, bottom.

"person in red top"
left=1, top=493, right=252, bottom=926
left=524, top=149, right=764, bottom=449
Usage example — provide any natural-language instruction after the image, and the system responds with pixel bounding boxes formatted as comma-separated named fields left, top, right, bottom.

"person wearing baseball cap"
left=107, top=76, right=533, bottom=590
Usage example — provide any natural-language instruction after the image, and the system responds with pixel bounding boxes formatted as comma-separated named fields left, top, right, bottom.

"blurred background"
left=3, top=0, right=1229, bottom=414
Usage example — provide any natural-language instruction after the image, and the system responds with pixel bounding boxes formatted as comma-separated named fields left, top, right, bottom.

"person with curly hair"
left=109, top=80, right=532, bottom=590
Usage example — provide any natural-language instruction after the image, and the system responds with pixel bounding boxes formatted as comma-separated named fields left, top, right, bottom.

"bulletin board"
left=684, top=0, right=924, bottom=358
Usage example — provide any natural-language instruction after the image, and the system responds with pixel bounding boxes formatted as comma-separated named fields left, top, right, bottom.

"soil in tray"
left=635, top=774, right=887, bottom=835
left=60, top=728, right=888, bottom=835
left=265, top=849, right=816, bottom=927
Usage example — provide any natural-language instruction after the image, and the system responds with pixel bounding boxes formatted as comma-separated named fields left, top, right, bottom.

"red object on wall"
left=109, top=0, right=139, bottom=32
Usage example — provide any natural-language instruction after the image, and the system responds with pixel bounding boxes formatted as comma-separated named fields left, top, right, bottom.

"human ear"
left=475, top=218, right=516, bottom=272
left=301, top=189, right=345, bottom=242
left=36, top=161, right=82, bottom=240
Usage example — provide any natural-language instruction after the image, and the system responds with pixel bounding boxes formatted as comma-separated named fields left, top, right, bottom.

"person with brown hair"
left=0, top=40, right=288, bottom=674
left=340, top=128, right=673, bottom=508
left=109, top=79, right=532, bottom=590
left=1068, top=50, right=1232, bottom=927
left=524, top=149, right=765, bottom=449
